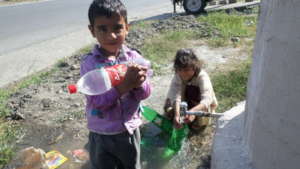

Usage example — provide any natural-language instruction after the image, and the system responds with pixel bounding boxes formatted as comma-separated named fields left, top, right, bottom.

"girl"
left=164, top=48, right=218, bottom=132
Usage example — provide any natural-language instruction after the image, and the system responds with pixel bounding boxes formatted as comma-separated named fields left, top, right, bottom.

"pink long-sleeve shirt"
left=80, top=45, right=151, bottom=135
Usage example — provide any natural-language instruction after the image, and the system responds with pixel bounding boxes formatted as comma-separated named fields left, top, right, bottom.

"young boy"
left=81, top=0, right=151, bottom=168
left=164, top=48, right=217, bottom=132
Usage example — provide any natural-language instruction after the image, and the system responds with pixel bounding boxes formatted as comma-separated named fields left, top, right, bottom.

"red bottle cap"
left=68, top=84, right=77, bottom=94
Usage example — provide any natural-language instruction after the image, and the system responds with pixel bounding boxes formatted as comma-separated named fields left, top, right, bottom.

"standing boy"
left=81, top=0, right=151, bottom=168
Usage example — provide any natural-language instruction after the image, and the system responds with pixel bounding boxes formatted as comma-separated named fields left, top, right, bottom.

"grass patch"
left=0, top=122, right=21, bottom=167
left=197, top=11, right=257, bottom=47
left=141, top=30, right=199, bottom=73
left=212, top=59, right=251, bottom=112
left=78, top=45, right=93, bottom=55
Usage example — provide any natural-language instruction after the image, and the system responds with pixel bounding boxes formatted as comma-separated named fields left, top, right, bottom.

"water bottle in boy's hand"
left=68, top=57, right=151, bottom=96
left=68, top=64, right=127, bottom=95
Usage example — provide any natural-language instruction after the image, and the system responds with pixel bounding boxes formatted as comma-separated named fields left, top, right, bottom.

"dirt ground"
left=4, top=15, right=250, bottom=169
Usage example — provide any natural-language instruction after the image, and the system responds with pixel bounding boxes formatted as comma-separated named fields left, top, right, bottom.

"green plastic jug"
left=141, top=106, right=189, bottom=158
left=141, top=106, right=173, bottom=134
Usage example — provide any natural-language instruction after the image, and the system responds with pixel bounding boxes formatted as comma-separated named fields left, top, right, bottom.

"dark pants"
left=88, top=128, right=141, bottom=169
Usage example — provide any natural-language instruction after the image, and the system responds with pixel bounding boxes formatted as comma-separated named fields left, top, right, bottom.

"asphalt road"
left=0, top=0, right=173, bottom=87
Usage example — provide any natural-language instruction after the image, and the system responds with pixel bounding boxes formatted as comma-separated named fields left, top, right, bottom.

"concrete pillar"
left=212, top=0, right=300, bottom=169
left=244, top=0, right=300, bottom=169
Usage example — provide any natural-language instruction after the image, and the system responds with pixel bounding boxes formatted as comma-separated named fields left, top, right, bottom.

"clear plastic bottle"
left=68, top=57, right=151, bottom=95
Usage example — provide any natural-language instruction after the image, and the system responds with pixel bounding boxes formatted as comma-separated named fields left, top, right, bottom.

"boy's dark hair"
left=173, top=48, right=204, bottom=76
left=88, top=0, right=128, bottom=26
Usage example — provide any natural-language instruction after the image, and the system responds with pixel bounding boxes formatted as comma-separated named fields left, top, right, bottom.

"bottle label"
left=105, top=64, right=127, bottom=86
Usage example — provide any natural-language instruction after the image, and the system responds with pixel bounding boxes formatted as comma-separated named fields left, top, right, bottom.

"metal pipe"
left=184, top=111, right=223, bottom=117
left=179, top=101, right=223, bottom=117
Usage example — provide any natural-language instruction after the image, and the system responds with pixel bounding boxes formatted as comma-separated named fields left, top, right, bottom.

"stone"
left=5, top=147, right=48, bottom=169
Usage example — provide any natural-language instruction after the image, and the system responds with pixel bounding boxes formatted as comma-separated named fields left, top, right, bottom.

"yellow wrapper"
left=45, top=150, right=68, bottom=169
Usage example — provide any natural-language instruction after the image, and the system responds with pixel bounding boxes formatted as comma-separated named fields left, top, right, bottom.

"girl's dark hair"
left=88, top=0, right=128, bottom=26
left=173, top=48, right=204, bottom=76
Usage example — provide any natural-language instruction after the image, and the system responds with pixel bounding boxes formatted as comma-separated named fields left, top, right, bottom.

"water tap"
left=179, top=102, right=223, bottom=117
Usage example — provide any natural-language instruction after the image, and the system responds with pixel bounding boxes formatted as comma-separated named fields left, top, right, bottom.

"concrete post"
left=212, top=0, right=300, bottom=169
left=244, top=0, right=300, bottom=168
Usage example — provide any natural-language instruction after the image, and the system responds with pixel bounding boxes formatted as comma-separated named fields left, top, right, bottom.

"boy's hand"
left=127, top=64, right=147, bottom=88
left=115, top=64, right=147, bottom=95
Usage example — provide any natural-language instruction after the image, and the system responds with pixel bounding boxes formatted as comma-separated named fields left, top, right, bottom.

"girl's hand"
left=163, top=99, right=174, bottom=120
left=183, top=114, right=196, bottom=124
left=173, top=115, right=183, bottom=129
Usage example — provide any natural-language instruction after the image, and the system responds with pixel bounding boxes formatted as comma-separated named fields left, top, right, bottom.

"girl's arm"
left=167, top=75, right=183, bottom=128
left=198, top=70, right=215, bottom=111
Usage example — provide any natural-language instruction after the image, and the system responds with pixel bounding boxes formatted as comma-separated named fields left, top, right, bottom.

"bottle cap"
left=68, top=84, right=77, bottom=94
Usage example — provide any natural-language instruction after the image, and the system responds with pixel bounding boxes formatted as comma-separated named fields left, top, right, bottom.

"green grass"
left=141, top=11, right=257, bottom=70
left=197, top=11, right=257, bottom=47
left=212, top=59, right=251, bottom=112
left=0, top=122, right=21, bottom=167
left=78, top=45, right=93, bottom=55
left=141, top=30, right=199, bottom=74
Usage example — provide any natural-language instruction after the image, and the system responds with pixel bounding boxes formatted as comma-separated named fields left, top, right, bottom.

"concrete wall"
left=212, top=0, right=300, bottom=169
left=244, top=0, right=300, bottom=169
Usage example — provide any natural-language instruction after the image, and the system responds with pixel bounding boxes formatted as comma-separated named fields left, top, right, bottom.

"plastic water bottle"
left=68, top=57, right=151, bottom=96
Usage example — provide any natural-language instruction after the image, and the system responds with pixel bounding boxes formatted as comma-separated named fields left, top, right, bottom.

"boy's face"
left=176, top=67, right=195, bottom=81
left=89, top=14, right=128, bottom=55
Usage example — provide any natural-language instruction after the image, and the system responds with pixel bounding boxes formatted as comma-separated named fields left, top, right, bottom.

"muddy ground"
left=4, top=14, right=251, bottom=169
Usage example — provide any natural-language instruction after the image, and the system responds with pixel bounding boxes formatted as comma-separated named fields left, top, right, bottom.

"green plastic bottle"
left=141, top=106, right=173, bottom=134
left=163, top=125, right=189, bottom=158
left=141, top=106, right=189, bottom=158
